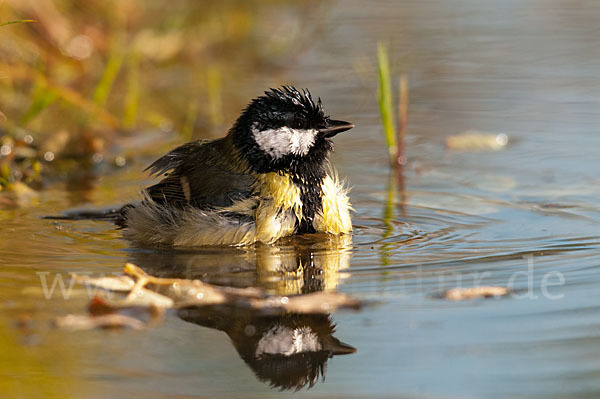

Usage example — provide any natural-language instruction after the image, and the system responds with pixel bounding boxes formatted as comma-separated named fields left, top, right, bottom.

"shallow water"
left=3, top=0, right=600, bottom=397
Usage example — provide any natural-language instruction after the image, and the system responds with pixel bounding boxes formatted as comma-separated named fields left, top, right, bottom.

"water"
left=2, top=0, right=600, bottom=397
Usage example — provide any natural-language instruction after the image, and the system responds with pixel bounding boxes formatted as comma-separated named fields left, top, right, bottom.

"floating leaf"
left=442, top=286, right=508, bottom=301
left=71, top=274, right=135, bottom=292
left=446, top=131, right=509, bottom=151
left=64, top=263, right=362, bottom=330
left=53, top=314, right=145, bottom=331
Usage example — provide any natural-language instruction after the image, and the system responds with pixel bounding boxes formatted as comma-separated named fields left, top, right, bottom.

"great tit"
left=178, top=308, right=355, bottom=391
left=121, top=86, right=354, bottom=246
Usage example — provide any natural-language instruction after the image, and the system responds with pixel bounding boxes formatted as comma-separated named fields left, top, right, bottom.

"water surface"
left=3, top=1, right=600, bottom=398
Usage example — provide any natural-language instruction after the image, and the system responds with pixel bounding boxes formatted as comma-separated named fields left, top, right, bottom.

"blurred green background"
left=0, top=0, right=326, bottom=192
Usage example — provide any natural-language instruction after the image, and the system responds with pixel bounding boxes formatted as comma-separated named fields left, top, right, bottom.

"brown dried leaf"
left=443, top=286, right=508, bottom=301
left=88, top=264, right=361, bottom=312
left=446, top=131, right=508, bottom=151
left=53, top=313, right=145, bottom=331
left=247, top=291, right=362, bottom=314
left=4, top=181, right=39, bottom=206
left=114, top=287, right=174, bottom=308
left=69, top=263, right=362, bottom=328
left=71, top=273, right=135, bottom=291
left=124, top=262, right=256, bottom=307
left=125, top=263, right=359, bottom=313
left=87, top=296, right=165, bottom=328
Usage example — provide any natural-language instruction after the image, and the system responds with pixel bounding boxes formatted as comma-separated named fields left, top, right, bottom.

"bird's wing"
left=144, top=138, right=255, bottom=209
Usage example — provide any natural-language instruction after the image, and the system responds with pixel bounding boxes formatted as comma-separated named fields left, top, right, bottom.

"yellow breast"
left=255, top=172, right=303, bottom=219
left=254, top=171, right=352, bottom=240
left=253, top=173, right=303, bottom=243
left=314, top=174, right=353, bottom=234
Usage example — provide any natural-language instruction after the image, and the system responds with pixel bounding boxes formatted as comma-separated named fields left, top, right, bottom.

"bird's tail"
left=43, top=204, right=132, bottom=226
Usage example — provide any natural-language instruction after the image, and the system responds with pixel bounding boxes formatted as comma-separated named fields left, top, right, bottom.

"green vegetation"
left=0, top=1, right=320, bottom=193
left=377, top=42, right=409, bottom=268
left=0, top=19, right=34, bottom=27
left=377, top=43, right=396, bottom=164
left=376, top=42, right=408, bottom=167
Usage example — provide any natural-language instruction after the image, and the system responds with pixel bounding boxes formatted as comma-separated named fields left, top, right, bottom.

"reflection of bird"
left=255, top=234, right=352, bottom=295
left=121, top=86, right=354, bottom=246
left=126, top=216, right=356, bottom=390
left=128, top=234, right=352, bottom=295
left=179, top=307, right=355, bottom=391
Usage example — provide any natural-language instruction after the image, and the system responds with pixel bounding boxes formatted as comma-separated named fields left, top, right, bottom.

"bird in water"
left=57, top=86, right=354, bottom=246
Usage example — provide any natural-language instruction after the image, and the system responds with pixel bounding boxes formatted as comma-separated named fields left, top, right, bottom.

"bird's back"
left=145, top=138, right=255, bottom=210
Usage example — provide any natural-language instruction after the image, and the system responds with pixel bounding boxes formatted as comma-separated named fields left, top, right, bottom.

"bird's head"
left=230, top=86, right=354, bottom=174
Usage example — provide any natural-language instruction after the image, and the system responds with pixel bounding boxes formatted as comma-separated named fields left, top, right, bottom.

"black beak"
left=327, top=338, right=357, bottom=355
left=319, top=119, right=354, bottom=138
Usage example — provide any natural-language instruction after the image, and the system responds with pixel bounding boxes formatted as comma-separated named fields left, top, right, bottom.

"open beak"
left=319, top=119, right=354, bottom=138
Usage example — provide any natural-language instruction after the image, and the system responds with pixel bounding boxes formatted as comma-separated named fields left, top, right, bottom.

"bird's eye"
left=291, top=118, right=304, bottom=129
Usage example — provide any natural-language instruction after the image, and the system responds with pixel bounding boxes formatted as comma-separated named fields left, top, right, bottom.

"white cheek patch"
left=255, top=325, right=322, bottom=357
left=252, top=125, right=317, bottom=159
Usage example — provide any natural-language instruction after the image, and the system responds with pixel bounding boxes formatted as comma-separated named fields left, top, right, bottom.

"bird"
left=178, top=308, right=356, bottom=391
left=117, top=86, right=353, bottom=246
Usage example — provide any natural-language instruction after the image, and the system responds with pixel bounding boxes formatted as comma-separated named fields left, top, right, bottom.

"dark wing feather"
left=145, top=138, right=255, bottom=209
left=145, top=140, right=210, bottom=177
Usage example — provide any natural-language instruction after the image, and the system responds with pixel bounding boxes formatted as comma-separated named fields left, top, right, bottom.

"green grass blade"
left=377, top=42, right=397, bottom=164
left=93, top=41, right=124, bottom=107
left=122, top=52, right=140, bottom=129
left=20, top=80, right=58, bottom=125
left=182, top=100, right=199, bottom=140
left=207, top=65, right=223, bottom=126
left=0, top=20, right=35, bottom=27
